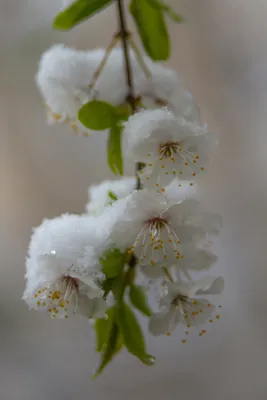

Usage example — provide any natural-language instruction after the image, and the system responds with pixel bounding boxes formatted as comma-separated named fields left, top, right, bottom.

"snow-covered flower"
left=99, top=189, right=220, bottom=266
left=23, top=214, right=106, bottom=319
left=86, top=177, right=136, bottom=216
left=36, top=45, right=199, bottom=135
left=125, top=108, right=216, bottom=189
left=148, top=276, right=224, bottom=337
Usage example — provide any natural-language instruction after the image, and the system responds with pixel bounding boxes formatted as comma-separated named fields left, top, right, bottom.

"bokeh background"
left=1, top=0, right=267, bottom=399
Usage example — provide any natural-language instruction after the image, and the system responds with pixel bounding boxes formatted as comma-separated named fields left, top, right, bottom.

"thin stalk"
left=128, top=36, right=151, bottom=79
left=163, top=267, right=174, bottom=283
left=117, top=0, right=142, bottom=190
left=88, top=34, right=120, bottom=92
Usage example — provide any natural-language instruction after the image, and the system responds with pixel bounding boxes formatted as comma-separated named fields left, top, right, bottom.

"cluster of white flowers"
left=36, top=45, right=199, bottom=135
left=24, top=43, right=224, bottom=346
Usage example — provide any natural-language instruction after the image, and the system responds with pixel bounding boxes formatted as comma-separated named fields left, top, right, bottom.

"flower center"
left=142, top=142, right=203, bottom=187
left=171, top=294, right=200, bottom=322
left=172, top=294, right=188, bottom=306
left=158, top=141, right=200, bottom=173
left=158, top=142, right=180, bottom=159
left=33, top=275, right=79, bottom=319
left=166, top=295, right=222, bottom=342
left=129, top=216, right=182, bottom=265
left=146, top=217, right=166, bottom=234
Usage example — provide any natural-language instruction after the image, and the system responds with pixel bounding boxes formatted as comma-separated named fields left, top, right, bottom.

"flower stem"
left=88, top=34, right=120, bottom=92
left=163, top=267, right=174, bottom=283
left=128, top=36, right=151, bottom=79
left=116, top=0, right=142, bottom=190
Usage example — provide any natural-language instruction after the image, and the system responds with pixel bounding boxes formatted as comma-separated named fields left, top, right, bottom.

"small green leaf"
left=116, top=303, right=155, bottom=365
left=125, top=266, right=136, bottom=286
left=94, top=318, right=108, bottom=352
left=100, top=249, right=126, bottom=278
left=146, top=0, right=184, bottom=22
left=100, top=277, right=116, bottom=298
left=107, top=190, right=118, bottom=201
left=107, top=123, right=123, bottom=175
left=129, top=284, right=152, bottom=317
left=78, top=100, right=117, bottom=130
left=53, top=0, right=113, bottom=31
left=94, top=308, right=123, bottom=353
left=130, top=0, right=170, bottom=61
left=93, top=308, right=123, bottom=378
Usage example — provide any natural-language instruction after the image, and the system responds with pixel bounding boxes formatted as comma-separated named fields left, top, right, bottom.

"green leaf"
left=146, top=0, right=184, bottom=22
left=129, top=284, right=152, bottom=317
left=129, top=0, right=170, bottom=61
left=100, top=249, right=126, bottom=278
left=94, top=318, right=108, bottom=352
left=78, top=100, right=117, bottom=130
left=107, top=123, right=123, bottom=175
left=93, top=308, right=123, bottom=378
left=100, top=277, right=116, bottom=298
left=53, top=0, right=113, bottom=31
left=94, top=308, right=124, bottom=353
left=107, top=190, right=118, bottom=201
left=116, top=303, right=155, bottom=366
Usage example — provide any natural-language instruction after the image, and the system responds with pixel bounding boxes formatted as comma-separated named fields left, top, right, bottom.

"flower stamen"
left=33, top=275, right=79, bottom=319
left=131, top=216, right=182, bottom=265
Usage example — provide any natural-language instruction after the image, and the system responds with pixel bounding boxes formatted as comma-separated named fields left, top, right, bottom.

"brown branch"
left=117, top=0, right=142, bottom=190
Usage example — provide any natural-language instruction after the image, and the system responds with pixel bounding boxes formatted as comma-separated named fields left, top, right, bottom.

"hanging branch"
left=27, top=0, right=224, bottom=380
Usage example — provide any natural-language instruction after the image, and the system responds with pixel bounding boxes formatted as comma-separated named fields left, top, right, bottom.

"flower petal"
left=89, top=297, right=107, bottom=319
left=178, top=246, right=218, bottom=271
left=71, top=273, right=103, bottom=298
left=141, top=264, right=166, bottom=279
left=78, top=295, right=107, bottom=318
left=164, top=179, right=198, bottom=204
left=193, top=276, right=224, bottom=296
left=149, top=308, right=180, bottom=336
left=168, top=281, right=192, bottom=297
left=167, top=199, right=201, bottom=223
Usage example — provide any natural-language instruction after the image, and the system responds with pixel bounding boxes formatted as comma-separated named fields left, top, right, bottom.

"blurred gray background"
left=1, top=0, right=267, bottom=399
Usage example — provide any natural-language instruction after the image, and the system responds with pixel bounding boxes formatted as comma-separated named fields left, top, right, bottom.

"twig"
left=116, top=0, right=142, bottom=190
left=128, top=36, right=151, bottom=80
left=88, top=34, right=120, bottom=91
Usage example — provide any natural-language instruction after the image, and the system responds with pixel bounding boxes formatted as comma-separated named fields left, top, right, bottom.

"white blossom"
left=124, top=108, right=216, bottom=189
left=86, top=177, right=136, bottom=216
left=23, top=214, right=106, bottom=319
left=149, top=276, right=224, bottom=337
left=36, top=45, right=199, bottom=134
left=98, top=189, right=220, bottom=266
